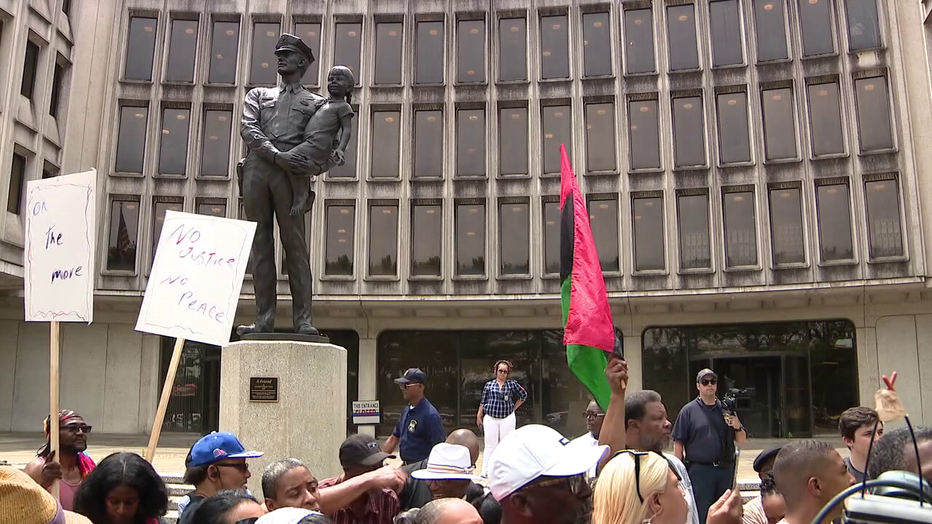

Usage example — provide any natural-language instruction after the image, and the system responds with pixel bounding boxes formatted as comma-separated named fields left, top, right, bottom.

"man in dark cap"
left=383, top=368, right=445, bottom=464
left=753, top=446, right=782, bottom=479
left=318, top=434, right=401, bottom=524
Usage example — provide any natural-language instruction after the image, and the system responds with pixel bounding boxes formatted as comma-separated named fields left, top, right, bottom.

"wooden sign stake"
left=49, top=321, right=60, bottom=499
left=146, top=337, right=186, bottom=462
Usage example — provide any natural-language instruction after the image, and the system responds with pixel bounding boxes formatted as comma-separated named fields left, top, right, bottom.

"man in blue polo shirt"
left=382, top=368, right=445, bottom=464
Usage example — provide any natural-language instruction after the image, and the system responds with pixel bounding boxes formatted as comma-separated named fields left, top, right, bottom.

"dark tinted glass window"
left=369, top=205, right=399, bottom=276
left=855, top=77, right=893, bottom=152
left=107, top=200, right=139, bottom=271
left=588, top=199, right=619, bottom=272
left=196, top=202, right=226, bottom=217
left=330, top=108, right=358, bottom=178
left=673, top=97, right=706, bottom=167
left=754, top=0, right=789, bottom=61
left=846, top=0, right=881, bottom=51
left=582, top=12, right=611, bottom=77
left=62, top=0, right=71, bottom=16
left=586, top=103, right=616, bottom=172
left=633, top=196, right=665, bottom=271
left=416, top=21, right=444, bottom=84
left=543, top=201, right=560, bottom=274
left=116, top=106, right=148, bottom=173
left=499, top=18, right=527, bottom=82
left=667, top=5, right=700, bottom=71
left=152, top=200, right=183, bottom=261
left=762, top=88, right=797, bottom=160
left=709, top=1, right=744, bottom=67
left=542, top=105, right=571, bottom=174
left=7, top=153, right=25, bottom=214
left=678, top=194, right=711, bottom=269
left=414, top=110, right=443, bottom=178
left=865, top=179, right=902, bottom=258
left=808, top=83, right=845, bottom=156
left=295, top=23, right=322, bottom=84
left=412, top=204, right=442, bottom=276
left=375, top=22, right=403, bottom=85
left=21, top=41, right=39, bottom=99
left=458, top=20, right=485, bottom=83
left=201, top=110, right=233, bottom=177
left=769, top=188, right=805, bottom=265
left=500, top=108, right=528, bottom=176
left=500, top=202, right=530, bottom=274
left=209, top=21, right=240, bottom=84
left=49, top=62, right=64, bottom=117
left=723, top=191, right=758, bottom=267
left=457, top=109, right=486, bottom=176
left=371, top=111, right=401, bottom=178
left=251, top=23, right=280, bottom=85
left=624, top=9, right=655, bottom=74
left=166, top=20, right=198, bottom=82
left=717, top=93, right=751, bottom=164
left=629, top=100, right=661, bottom=170
left=158, top=109, right=190, bottom=175
left=334, top=23, right=362, bottom=84
left=798, top=0, right=834, bottom=56
left=540, top=15, right=569, bottom=79
left=325, top=205, right=355, bottom=276
left=456, top=203, right=485, bottom=276
left=125, top=17, right=157, bottom=81
left=816, top=184, right=854, bottom=261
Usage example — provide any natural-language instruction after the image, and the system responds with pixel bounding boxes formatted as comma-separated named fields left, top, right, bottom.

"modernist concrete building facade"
left=2, top=0, right=932, bottom=440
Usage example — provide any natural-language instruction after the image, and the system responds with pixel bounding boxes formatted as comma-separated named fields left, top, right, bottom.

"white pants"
left=482, top=412, right=516, bottom=473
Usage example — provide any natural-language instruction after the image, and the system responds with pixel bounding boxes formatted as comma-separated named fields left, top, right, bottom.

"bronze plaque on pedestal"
left=249, top=377, right=279, bottom=402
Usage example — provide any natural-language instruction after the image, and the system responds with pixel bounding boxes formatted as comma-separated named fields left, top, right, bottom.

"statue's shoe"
left=295, top=323, right=320, bottom=336
left=236, top=323, right=273, bottom=336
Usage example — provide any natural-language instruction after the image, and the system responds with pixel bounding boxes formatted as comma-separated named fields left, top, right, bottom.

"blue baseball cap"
left=189, top=432, right=264, bottom=467
left=394, top=368, right=427, bottom=385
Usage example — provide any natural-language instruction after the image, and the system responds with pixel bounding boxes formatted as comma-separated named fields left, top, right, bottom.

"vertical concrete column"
left=356, top=337, right=378, bottom=437
left=624, top=335, right=643, bottom=392
left=855, top=327, right=879, bottom=410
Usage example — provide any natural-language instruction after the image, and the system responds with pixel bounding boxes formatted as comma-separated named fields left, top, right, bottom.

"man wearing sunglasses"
left=383, top=368, right=445, bottom=465
left=24, top=409, right=96, bottom=511
left=569, top=400, right=605, bottom=480
left=177, top=432, right=264, bottom=524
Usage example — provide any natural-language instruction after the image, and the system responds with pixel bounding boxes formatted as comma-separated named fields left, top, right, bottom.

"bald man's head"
left=774, top=440, right=853, bottom=520
left=447, top=429, right=480, bottom=466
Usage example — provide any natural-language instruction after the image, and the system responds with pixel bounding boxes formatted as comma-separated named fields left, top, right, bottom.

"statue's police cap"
left=275, top=33, right=315, bottom=63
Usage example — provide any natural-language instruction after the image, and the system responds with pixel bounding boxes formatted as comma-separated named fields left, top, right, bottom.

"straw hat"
left=0, top=466, right=91, bottom=524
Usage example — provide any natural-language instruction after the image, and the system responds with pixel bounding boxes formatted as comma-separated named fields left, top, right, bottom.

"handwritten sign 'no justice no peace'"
left=136, top=211, right=256, bottom=347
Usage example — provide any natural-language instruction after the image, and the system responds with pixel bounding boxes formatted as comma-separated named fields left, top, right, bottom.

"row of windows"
left=8, top=20, right=69, bottom=117
left=103, top=176, right=904, bottom=278
left=121, top=1, right=882, bottom=87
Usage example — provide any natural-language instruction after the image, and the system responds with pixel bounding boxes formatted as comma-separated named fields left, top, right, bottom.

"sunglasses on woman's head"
left=612, top=450, right=681, bottom=503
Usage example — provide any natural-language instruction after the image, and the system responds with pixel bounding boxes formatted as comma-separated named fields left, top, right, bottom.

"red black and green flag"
left=559, top=144, right=615, bottom=410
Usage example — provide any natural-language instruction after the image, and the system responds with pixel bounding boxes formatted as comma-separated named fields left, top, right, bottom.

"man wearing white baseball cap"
left=411, top=443, right=482, bottom=503
left=486, top=424, right=608, bottom=524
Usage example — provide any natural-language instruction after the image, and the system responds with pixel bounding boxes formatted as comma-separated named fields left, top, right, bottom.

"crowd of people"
left=4, top=362, right=931, bottom=524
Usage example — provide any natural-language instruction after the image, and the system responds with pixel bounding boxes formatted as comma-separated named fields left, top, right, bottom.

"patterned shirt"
left=318, top=476, right=399, bottom=524
left=479, top=379, right=528, bottom=419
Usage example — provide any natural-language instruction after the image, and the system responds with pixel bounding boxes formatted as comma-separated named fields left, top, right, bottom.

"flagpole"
left=49, top=321, right=60, bottom=499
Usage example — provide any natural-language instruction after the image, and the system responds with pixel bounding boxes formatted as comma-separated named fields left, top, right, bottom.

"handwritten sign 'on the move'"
left=135, top=211, right=256, bottom=346
left=24, top=170, right=97, bottom=323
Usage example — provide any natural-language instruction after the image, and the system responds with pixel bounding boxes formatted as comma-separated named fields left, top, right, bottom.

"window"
left=21, top=40, right=39, bottom=100
left=201, top=110, right=233, bottom=177
left=633, top=196, right=664, bottom=271
left=769, top=187, right=805, bottom=265
left=251, top=23, right=280, bottom=85
left=543, top=201, right=560, bottom=274
left=412, top=204, right=442, bottom=276
left=761, top=88, right=797, bottom=160
left=542, top=105, right=571, bottom=174
left=540, top=15, right=569, bottom=80
left=125, top=17, right=158, bottom=81
left=672, top=96, right=705, bottom=168
left=499, top=202, right=530, bottom=275
left=499, top=18, right=526, bottom=82
left=209, top=21, right=240, bottom=84
left=854, top=77, right=893, bottom=152
left=709, top=1, right=744, bottom=67
left=369, top=205, right=398, bottom=276
left=500, top=107, right=528, bottom=176
left=325, top=204, right=355, bottom=276
left=582, top=12, right=611, bottom=77
left=334, top=22, right=362, bottom=84
left=42, top=165, right=58, bottom=179
left=196, top=201, right=226, bottom=217
left=588, top=197, right=619, bottom=272
left=624, top=9, right=655, bottom=74
left=753, top=0, right=789, bottom=61
left=375, top=22, right=403, bottom=85
left=798, top=0, right=834, bottom=57
left=716, top=92, right=751, bottom=164
left=295, top=23, right=322, bottom=84
left=723, top=190, right=758, bottom=267
left=455, top=203, right=485, bottom=276
left=414, top=110, right=443, bottom=178
left=586, top=102, right=616, bottom=172
left=816, top=183, right=854, bottom=261
left=116, top=106, right=149, bottom=173
left=107, top=199, right=139, bottom=271
left=7, top=153, right=26, bottom=215
left=330, top=107, right=358, bottom=177
left=667, top=5, right=699, bottom=71
left=49, top=61, right=65, bottom=118
left=808, top=83, right=845, bottom=156
left=677, top=194, right=711, bottom=269
left=158, top=108, right=190, bottom=176
left=62, top=0, right=71, bottom=16
left=846, top=0, right=881, bottom=51
left=629, top=100, right=661, bottom=170
left=152, top=200, right=183, bottom=261
left=457, top=20, right=485, bottom=83
left=166, top=19, right=198, bottom=82
left=371, top=111, right=401, bottom=178
left=457, top=109, right=485, bottom=176
left=864, top=178, right=903, bottom=258
left=416, top=21, right=444, bottom=84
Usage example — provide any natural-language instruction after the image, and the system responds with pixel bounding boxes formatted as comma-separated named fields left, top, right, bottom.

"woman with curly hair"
left=74, top=452, right=169, bottom=524
left=476, top=359, right=527, bottom=475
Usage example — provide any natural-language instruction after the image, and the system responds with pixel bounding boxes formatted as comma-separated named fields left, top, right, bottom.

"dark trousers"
left=687, top=462, right=734, bottom=524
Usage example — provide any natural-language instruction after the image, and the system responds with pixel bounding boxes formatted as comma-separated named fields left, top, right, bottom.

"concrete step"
left=167, top=483, right=192, bottom=497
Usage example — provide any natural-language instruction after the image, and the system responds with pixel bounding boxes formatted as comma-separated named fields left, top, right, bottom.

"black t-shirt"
left=177, top=493, right=206, bottom=524
left=671, top=398, right=734, bottom=464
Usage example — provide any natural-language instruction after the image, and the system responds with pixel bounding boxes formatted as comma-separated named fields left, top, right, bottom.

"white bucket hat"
left=411, top=443, right=482, bottom=481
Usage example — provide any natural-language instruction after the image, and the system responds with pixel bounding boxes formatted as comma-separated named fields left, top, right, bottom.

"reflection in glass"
left=769, top=188, right=805, bottom=265
left=371, top=111, right=401, bottom=178
left=152, top=201, right=183, bottom=261
left=709, top=1, right=743, bottom=67
left=673, top=97, right=705, bottom=167
left=798, top=0, right=834, bottom=57
left=209, top=21, right=240, bottom=84
left=717, top=93, right=751, bottom=164
left=586, top=103, right=616, bottom=172
left=855, top=77, right=893, bottom=152
left=125, top=17, right=157, bottom=81
left=588, top=199, right=619, bottom=272
left=500, top=203, right=530, bottom=274
left=667, top=5, right=700, bottom=71
left=865, top=180, right=902, bottom=258
left=583, top=12, right=611, bottom=77
left=543, top=201, right=560, bottom=274
left=375, top=22, right=403, bottom=85
left=412, top=204, right=442, bottom=276
left=369, top=205, right=399, bottom=276
left=8, top=154, right=25, bottom=215
left=808, top=83, right=845, bottom=156
left=753, top=0, right=789, bottom=61
left=630, top=100, right=661, bottom=169
left=201, top=110, right=233, bottom=177
left=816, top=184, right=854, bottom=261
left=251, top=23, right=280, bottom=85
left=325, top=205, right=355, bottom=275
left=158, top=109, right=190, bottom=176
left=414, top=110, right=443, bottom=178
left=540, top=15, right=569, bottom=79
left=762, top=88, right=797, bottom=160
left=416, top=21, right=444, bottom=84
left=108, top=200, right=139, bottom=271
left=457, top=109, right=485, bottom=176
left=334, top=23, right=362, bottom=84
left=624, top=9, right=655, bottom=74
left=295, top=23, right=322, bottom=84
left=458, top=20, right=485, bottom=83
left=500, top=108, right=529, bottom=176
left=499, top=18, right=527, bottom=82
left=723, top=191, right=758, bottom=267
left=456, top=203, right=485, bottom=276
left=678, top=195, right=711, bottom=269
left=542, top=105, right=571, bottom=174
left=116, top=106, right=148, bottom=173
left=633, top=197, right=664, bottom=271
left=196, top=202, right=226, bottom=217
left=330, top=110, right=358, bottom=177
left=846, top=0, right=881, bottom=51
left=166, top=20, right=198, bottom=82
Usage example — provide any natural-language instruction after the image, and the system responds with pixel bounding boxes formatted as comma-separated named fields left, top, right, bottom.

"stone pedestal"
left=220, top=340, right=346, bottom=497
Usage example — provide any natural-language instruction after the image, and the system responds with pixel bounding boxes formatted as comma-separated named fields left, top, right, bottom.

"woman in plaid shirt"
left=476, top=360, right=528, bottom=475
